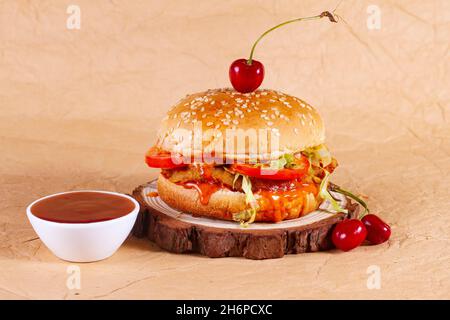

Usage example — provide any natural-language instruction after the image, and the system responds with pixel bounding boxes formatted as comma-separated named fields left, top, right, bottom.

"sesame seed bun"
left=157, top=174, right=246, bottom=220
left=156, top=88, right=325, bottom=162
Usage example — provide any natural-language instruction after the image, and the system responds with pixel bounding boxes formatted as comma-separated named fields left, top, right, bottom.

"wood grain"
left=132, top=182, right=359, bottom=259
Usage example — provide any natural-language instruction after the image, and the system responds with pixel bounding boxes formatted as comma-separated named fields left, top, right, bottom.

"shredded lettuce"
left=303, top=144, right=332, bottom=167
left=269, top=156, right=287, bottom=170
left=232, top=174, right=258, bottom=226
left=283, top=153, right=296, bottom=168
left=241, top=175, right=258, bottom=209
left=330, top=184, right=369, bottom=216
left=262, top=153, right=298, bottom=177
left=319, top=171, right=347, bottom=213
left=269, top=153, right=297, bottom=169
left=232, top=208, right=257, bottom=226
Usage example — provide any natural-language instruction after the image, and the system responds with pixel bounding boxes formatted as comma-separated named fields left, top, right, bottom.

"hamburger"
left=145, top=88, right=346, bottom=225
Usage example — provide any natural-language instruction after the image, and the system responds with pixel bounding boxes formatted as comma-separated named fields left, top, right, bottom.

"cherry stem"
left=330, top=184, right=370, bottom=219
left=247, top=11, right=338, bottom=65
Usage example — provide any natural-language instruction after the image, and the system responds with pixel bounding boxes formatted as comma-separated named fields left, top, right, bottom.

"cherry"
left=229, top=59, right=264, bottom=93
left=332, top=219, right=367, bottom=252
left=361, top=214, right=391, bottom=245
left=229, top=11, right=338, bottom=93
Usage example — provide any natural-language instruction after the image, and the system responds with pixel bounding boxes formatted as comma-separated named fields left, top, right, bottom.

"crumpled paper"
left=0, top=0, right=449, bottom=299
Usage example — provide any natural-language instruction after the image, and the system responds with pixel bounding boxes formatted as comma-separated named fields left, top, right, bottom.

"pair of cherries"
left=332, top=214, right=391, bottom=252
left=229, top=11, right=337, bottom=93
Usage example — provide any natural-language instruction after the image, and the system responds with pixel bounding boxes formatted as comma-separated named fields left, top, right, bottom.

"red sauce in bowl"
left=30, top=192, right=136, bottom=223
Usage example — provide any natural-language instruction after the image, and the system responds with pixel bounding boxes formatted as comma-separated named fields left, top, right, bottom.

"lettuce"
left=303, top=144, right=332, bottom=167
left=269, top=156, right=287, bottom=170
left=232, top=208, right=257, bottom=226
left=330, top=184, right=369, bottom=216
left=265, top=153, right=297, bottom=173
left=232, top=174, right=258, bottom=226
left=241, top=175, right=258, bottom=208
left=319, top=171, right=347, bottom=213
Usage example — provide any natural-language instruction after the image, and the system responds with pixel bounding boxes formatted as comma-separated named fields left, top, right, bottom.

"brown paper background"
left=1, top=0, right=449, bottom=299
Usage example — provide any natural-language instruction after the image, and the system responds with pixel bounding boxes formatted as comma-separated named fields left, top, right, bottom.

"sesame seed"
left=206, top=122, right=213, bottom=127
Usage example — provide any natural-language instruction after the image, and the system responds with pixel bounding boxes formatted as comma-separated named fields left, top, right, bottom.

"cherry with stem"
left=229, top=11, right=338, bottom=93
left=330, top=184, right=392, bottom=250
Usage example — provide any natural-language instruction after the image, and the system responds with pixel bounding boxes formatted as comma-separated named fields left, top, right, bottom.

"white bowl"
left=26, top=190, right=139, bottom=262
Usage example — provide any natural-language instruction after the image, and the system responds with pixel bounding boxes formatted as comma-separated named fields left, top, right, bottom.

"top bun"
left=156, top=88, right=325, bottom=162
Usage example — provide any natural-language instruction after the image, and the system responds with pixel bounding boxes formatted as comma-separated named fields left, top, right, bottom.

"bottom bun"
left=157, top=174, right=246, bottom=221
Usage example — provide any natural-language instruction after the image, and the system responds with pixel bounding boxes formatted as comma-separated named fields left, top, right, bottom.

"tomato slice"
left=145, top=147, right=188, bottom=169
left=231, top=156, right=309, bottom=180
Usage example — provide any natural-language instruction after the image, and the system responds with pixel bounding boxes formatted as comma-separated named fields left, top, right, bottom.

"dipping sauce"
left=30, top=192, right=136, bottom=223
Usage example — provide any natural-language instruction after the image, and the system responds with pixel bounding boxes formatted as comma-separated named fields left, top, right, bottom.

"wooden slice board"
left=131, top=180, right=359, bottom=260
